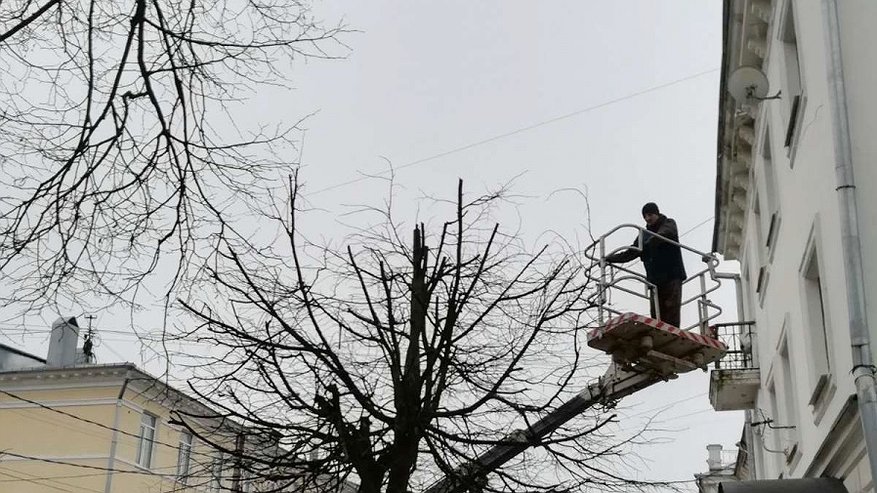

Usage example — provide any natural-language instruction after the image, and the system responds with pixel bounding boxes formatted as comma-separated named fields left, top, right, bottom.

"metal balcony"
left=709, top=322, right=760, bottom=411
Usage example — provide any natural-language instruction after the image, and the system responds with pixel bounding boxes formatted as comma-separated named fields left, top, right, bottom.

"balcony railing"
left=711, top=322, right=756, bottom=370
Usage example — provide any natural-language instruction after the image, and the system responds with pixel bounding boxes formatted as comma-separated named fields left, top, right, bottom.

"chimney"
left=47, top=317, right=80, bottom=367
left=706, top=443, right=723, bottom=471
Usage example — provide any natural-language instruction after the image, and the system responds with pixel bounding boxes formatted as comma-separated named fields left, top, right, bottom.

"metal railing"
left=583, top=223, right=724, bottom=335
left=710, top=322, right=757, bottom=370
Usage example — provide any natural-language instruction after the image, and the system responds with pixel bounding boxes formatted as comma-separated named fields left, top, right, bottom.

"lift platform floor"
left=587, top=312, right=727, bottom=375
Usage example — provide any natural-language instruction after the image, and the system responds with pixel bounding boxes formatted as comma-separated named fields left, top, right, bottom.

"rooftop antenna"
left=83, top=314, right=96, bottom=363
left=728, top=66, right=781, bottom=105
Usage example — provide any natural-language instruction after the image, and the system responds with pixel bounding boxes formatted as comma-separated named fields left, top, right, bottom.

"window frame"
left=136, top=413, right=158, bottom=469
left=799, top=218, right=836, bottom=418
left=778, top=0, right=806, bottom=163
left=211, top=452, right=224, bottom=492
left=758, top=123, right=782, bottom=260
left=766, top=380, right=784, bottom=475
left=177, top=430, right=194, bottom=483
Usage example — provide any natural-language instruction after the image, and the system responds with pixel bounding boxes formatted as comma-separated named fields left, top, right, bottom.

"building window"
left=752, top=194, right=765, bottom=264
left=779, top=1, right=804, bottom=153
left=752, top=196, right=770, bottom=304
left=802, top=247, right=831, bottom=377
left=211, top=452, right=224, bottom=492
left=778, top=336, right=799, bottom=449
left=766, top=382, right=784, bottom=474
left=240, top=471, right=254, bottom=493
left=759, top=125, right=781, bottom=256
left=137, top=413, right=157, bottom=469
left=177, top=431, right=193, bottom=483
left=741, top=260, right=755, bottom=318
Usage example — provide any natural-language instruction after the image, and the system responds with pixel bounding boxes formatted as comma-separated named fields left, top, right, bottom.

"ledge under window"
left=809, top=373, right=836, bottom=425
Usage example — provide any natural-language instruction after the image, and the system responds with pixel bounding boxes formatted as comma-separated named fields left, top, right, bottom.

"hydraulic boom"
left=425, top=223, right=730, bottom=493
left=423, top=363, right=665, bottom=493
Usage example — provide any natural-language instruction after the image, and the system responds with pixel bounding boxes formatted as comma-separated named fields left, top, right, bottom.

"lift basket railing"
left=582, top=223, right=723, bottom=335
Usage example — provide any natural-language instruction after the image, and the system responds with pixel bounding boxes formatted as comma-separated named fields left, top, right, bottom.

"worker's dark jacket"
left=605, top=215, right=687, bottom=285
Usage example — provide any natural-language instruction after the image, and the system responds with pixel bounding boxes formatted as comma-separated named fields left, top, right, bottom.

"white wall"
left=730, top=1, right=877, bottom=489
left=837, top=1, right=877, bottom=357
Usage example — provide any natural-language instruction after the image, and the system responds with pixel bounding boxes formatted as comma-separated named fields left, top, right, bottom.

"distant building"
left=0, top=342, right=45, bottom=371
left=0, top=317, right=353, bottom=492
left=695, top=443, right=745, bottom=493
left=708, top=0, right=877, bottom=492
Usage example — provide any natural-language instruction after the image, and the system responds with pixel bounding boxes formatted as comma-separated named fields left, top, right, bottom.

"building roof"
left=0, top=342, right=46, bottom=364
left=0, top=362, right=239, bottom=429
left=0, top=341, right=47, bottom=372
left=712, top=0, right=733, bottom=254
left=712, top=0, right=770, bottom=259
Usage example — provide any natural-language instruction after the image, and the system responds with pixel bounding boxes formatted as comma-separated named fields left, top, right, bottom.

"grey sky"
left=4, top=1, right=741, bottom=489
left=285, top=1, right=741, bottom=487
left=280, top=3, right=741, bottom=485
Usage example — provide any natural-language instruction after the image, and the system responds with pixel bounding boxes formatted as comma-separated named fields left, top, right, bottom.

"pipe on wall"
left=104, top=373, right=130, bottom=493
left=821, top=0, right=877, bottom=482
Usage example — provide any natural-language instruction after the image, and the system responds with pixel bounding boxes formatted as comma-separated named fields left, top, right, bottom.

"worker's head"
left=641, top=202, right=660, bottom=226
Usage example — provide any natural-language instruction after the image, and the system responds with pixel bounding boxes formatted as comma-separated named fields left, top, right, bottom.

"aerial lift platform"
left=424, top=224, right=729, bottom=493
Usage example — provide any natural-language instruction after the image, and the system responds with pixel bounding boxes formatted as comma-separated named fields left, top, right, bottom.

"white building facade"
left=710, top=1, right=877, bottom=492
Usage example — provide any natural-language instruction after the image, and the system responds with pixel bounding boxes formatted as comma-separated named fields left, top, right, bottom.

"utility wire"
left=311, top=68, right=720, bottom=196
left=0, top=388, right=219, bottom=462
left=621, top=391, right=707, bottom=420
left=0, top=468, right=81, bottom=493
left=0, top=451, right=218, bottom=479
left=1, top=464, right=108, bottom=493
left=0, top=471, right=107, bottom=483
left=679, top=216, right=714, bottom=239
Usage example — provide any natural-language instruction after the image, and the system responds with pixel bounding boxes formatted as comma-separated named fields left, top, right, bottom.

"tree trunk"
left=386, top=226, right=429, bottom=493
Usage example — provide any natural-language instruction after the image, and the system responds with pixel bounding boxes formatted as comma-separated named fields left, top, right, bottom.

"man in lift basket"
left=604, top=202, right=687, bottom=328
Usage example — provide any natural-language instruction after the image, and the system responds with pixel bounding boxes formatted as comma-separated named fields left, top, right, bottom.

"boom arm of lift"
left=423, top=364, right=666, bottom=493
left=425, top=310, right=728, bottom=493
left=425, top=222, right=729, bottom=492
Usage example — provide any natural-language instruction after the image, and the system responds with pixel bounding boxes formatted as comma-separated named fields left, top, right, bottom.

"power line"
left=4, top=405, right=217, bottom=468
left=621, top=391, right=707, bottom=420
left=0, top=471, right=106, bottom=483
left=0, top=388, right=219, bottom=462
left=0, top=324, right=156, bottom=337
left=98, top=339, right=130, bottom=363
left=679, top=216, right=714, bottom=239
left=0, top=464, right=103, bottom=493
left=311, top=67, right=720, bottom=195
left=0, top=451, right=217, bottom=480
left=0, top=469, right=76, bottom=493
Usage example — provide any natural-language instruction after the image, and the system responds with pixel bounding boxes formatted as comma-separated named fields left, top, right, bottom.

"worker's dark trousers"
left=650, top=279, right=682, bottom=328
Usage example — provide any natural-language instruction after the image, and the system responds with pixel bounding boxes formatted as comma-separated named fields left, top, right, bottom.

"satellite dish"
left=728, top=66, right=776, bottom=105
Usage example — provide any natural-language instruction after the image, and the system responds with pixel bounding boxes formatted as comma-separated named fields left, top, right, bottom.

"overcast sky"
left=5, top=1, right=742, bottom=489
left=281, top=3, right=741, bottom=486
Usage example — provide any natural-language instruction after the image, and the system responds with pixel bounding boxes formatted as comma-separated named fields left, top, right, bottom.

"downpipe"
left=822, top=0, right=877, bottom=481
left=104, top=373, right=130, bottom=493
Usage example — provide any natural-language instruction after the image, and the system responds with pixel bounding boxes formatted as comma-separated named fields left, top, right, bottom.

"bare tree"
left=0, top=0, right=346, bottom=312
left=170, top=176, right=668, bottom=492
left=2, top=6, right=679, bottom=490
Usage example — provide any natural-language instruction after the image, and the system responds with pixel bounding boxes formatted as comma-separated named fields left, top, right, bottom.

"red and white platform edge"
left=587, top=312, right=727, bottom=375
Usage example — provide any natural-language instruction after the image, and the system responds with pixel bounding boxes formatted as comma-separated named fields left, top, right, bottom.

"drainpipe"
left=716, top=271, right=758, bottom=479
left=104, top=373, right=130, bottom=493
left=822, top=0, right=877, bottom=481
left=715, top=272, right=744, bottom=324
